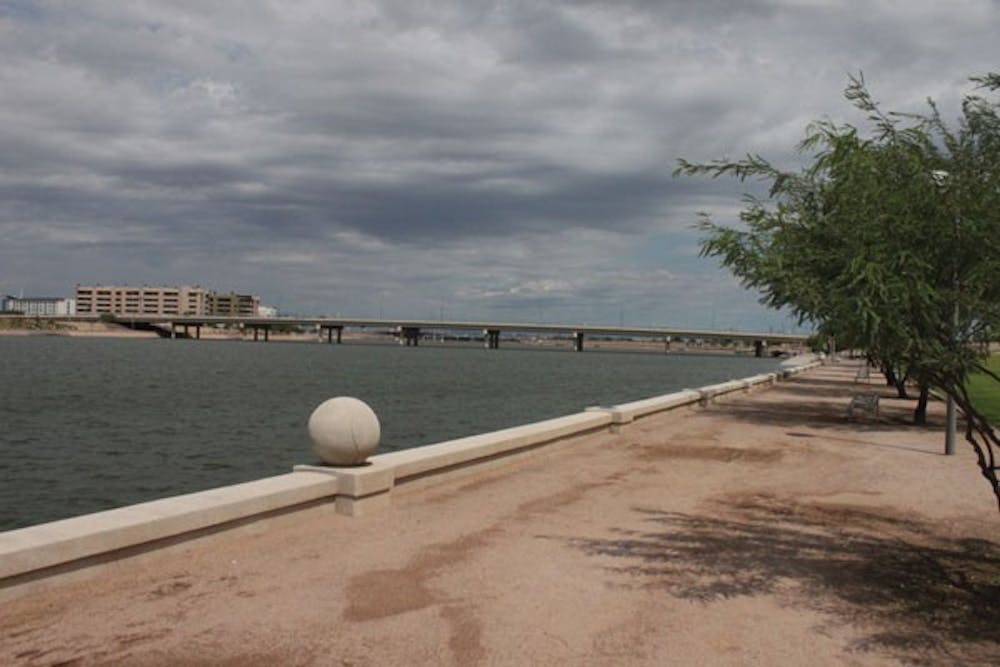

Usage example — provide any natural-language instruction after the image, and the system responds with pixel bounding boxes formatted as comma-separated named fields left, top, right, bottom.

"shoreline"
left=0, top=360, right=815, bottom=591
left=0, top=337, right=793, bottom=533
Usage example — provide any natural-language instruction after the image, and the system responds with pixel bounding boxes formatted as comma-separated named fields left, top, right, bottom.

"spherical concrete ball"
left=308, top=397, right=381, bottom=465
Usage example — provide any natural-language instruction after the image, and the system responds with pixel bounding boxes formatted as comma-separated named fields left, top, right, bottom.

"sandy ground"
left=0, top=321, right=156, bottom=338
left=2, top=362, right=999, bottom=666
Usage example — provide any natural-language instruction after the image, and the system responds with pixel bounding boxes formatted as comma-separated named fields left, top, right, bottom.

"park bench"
left=847, top=392, right=880, bottom=421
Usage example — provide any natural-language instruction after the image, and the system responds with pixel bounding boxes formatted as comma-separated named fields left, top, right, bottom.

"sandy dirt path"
left=2, top=362, right=999, bottom=666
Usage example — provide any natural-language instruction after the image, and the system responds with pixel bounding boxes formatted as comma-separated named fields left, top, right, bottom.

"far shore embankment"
left=0, top=317, right=798, bottom=354
left=2, top=358, right=997, bottom=665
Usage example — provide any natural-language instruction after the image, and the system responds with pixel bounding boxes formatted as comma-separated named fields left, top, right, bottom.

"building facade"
left=2, top=296, right=76, bottom=316
left=74, top=285, right=262, bottom=317
left=204, top=292, right=260, bottom=317
left=75, top=285, right=207, bottom=316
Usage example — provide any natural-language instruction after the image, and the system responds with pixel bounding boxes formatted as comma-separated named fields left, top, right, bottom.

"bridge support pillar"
left=183, top=324, right=189, bottom=338
left=484, top=329, right=500, bottom=349
left=195, top=324, right=201, bottom=340
left=754, top=340, right=767, bottom=357
left=399, top=327, right=420, bottom=346
left=264, top=326, right=270, bottom=342
left=324, top=326, right=343, bottom=344
left=574, top=332, right=585, bottom=352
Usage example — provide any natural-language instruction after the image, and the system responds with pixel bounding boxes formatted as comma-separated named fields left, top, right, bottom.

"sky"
left=1, top=1, right=998, bottom=331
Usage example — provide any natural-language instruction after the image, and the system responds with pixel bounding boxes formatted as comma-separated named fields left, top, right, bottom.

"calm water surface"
left=0, top=336, right=780, bottom=529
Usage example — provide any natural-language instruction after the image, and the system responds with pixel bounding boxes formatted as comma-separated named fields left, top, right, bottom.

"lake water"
left=0, top=336, right=780, bottom=529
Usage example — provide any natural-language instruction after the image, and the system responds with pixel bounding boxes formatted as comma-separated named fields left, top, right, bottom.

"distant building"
left=75, top=285, right=207, bottom=316
left=74, top=284, right=264, bottom=318
left=2, top=295, right=76, bottom=316
left=257, top=305, right=279, bottom=318
left=205, top=292, right=260, bottom=317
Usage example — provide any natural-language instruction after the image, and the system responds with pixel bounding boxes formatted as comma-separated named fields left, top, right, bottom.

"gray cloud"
left=1, top=1, right=997, bottom=327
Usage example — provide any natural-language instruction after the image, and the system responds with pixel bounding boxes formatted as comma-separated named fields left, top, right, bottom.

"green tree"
left=676, top=73, right=1000, bottom=510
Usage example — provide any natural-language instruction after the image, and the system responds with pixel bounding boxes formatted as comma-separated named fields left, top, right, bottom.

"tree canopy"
left=675, top=73, right=1000, bottom=510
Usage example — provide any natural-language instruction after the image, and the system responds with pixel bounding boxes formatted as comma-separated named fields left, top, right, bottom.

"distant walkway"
left=3, top=362, right=999, bottom=665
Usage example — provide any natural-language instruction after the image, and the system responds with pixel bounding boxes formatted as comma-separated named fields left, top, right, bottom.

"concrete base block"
left=294, top=462, right=396, bottom=517
left=587, top=406, right=632, bottom=431
left=294, top=462, right=394, bottom=497
left=335, top=491, right=392, bottom=517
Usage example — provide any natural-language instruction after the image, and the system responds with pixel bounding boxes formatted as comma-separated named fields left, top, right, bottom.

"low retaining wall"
left=0, top=357, right=822, bottom=595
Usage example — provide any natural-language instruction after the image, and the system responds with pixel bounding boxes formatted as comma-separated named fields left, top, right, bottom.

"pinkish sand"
left=1, top=362, right=998, bottom=666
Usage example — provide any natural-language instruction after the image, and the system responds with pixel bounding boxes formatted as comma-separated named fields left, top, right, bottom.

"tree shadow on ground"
left=559, top=494, right=1000, bottom=665
left=710, top=398, right=862, bottom=426
left=781, top=374, right=928, bottom=400
left=754, top=384, right=890, bottom=400
left=783, top=375, right=873, bottom=390
left=783, top=431, right=941, bottom=456
left=709, top=396, right=941, bottom=432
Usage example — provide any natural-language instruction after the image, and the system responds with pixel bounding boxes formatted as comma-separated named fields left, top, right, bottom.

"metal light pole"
left=946, top=400, right=957, bottom=455
left=945, top=294, right=960, bottom=455
left=946, top=365, right=957, bottom=455
left=933, top=170, right=959, bottom=456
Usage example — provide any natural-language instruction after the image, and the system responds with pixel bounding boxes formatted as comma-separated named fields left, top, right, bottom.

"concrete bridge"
left=108, top=315, right=809, bottom=357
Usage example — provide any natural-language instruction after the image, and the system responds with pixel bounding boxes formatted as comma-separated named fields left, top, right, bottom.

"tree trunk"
left=913, top=383, right=929, bottom=425
left=883, top=365, right=911, bottom=399
left=894, top=376, right=910, bottom=400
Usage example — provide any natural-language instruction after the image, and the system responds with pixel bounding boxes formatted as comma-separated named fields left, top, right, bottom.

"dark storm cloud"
left=109, top=162, right=256, bottom=191
left=1, top=1, right=997, bottom=326
left=281, top=169, right=681, bottom=241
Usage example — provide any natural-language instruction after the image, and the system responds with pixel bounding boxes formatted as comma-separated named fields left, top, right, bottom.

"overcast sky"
left=2, top=1, right=997, bottom=330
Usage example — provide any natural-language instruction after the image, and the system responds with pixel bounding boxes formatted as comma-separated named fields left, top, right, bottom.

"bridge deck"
left=106, top=314, right=810, bottom=344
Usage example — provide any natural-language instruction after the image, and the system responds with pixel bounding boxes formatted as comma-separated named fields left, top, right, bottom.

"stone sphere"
left=307, top=397, right=381, bottom=465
